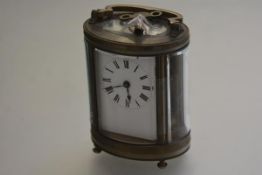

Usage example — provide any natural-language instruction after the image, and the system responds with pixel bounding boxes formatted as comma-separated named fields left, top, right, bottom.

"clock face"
left=102, top=59, right=153, bottom=109
left=95, top=49, right=157, bottom=141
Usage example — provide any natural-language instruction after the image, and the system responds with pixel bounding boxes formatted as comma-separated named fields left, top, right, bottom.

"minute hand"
left=112, top=85, right=123, bottom=88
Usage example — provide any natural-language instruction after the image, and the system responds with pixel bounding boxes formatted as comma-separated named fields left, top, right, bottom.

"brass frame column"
left=156, top=55, right=168, bottom=144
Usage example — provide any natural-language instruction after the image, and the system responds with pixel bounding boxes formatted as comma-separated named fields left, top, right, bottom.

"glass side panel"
left=168, top=50, right=190, bottom=141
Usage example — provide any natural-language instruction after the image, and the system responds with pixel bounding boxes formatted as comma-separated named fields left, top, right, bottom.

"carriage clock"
left=83, top=4, right=191, bottom=168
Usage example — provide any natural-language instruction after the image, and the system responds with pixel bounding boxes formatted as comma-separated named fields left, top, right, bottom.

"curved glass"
left=167, top=50, right=190, bottom=142
left=85, top=43, right=190, bottom=144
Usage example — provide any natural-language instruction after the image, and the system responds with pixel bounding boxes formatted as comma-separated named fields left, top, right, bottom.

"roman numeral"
left=113, top=60, right=120, bottom=69
left=105, top=68, right=114, bottom=73
left=140, top=75, right=148, bottom=80
left=135, top=100, right=140, bottom=108
left=139, top=93, right=148, bottom=101
left=142, top=85, right=151, bottom=90
left=113, top=94, right=120, bottom=103
left=102, top=78, right=111, bottom=82
left=123, top=60, right=129, bottom=69
left=125, top=99, right=130, bottom=107
left=133, top=65, right=139, bottom=72
left=105, top=86, right=113, bottom=94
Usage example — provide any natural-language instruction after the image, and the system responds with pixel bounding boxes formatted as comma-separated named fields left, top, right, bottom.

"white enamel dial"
left=95, top=49, right=157, bottom=141
left=102, top=59, right=153, bottom=109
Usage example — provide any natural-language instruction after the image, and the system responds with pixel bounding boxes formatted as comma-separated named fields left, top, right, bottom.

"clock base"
left=91, top=129, right=190, bottom=168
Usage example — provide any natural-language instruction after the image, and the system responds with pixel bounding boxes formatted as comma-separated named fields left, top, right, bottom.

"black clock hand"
left=112, top=85, right=123, bottom=88
left=125, top=87, right=131, bottom=107
left=123, top=80, right=132, bottom=102
left=126, top=87, right=131, bottom=101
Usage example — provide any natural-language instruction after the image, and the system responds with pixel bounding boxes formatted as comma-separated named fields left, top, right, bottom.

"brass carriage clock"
left=83, top=5, right=191, bottom=168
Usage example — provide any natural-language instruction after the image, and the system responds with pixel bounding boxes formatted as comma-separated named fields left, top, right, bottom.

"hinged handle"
left=106, top=4, right=183, bottom=23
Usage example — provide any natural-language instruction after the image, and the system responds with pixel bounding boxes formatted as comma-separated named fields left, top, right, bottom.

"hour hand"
left=127, top=88, right=131, bottom=101
left=125, top=97, right=131, bottom=107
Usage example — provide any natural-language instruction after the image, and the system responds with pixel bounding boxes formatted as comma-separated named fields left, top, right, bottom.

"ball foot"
left=93, top=146, right=102, bottom=153
left=157, top=160, right=167, bottom=169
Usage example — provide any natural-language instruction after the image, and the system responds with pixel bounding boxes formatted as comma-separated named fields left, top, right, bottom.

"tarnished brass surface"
left=92, top=129, right=190, bottom=161
left=156, top=55, right=168, bottom=144
left=83, top=4, right=190, bottom=56
left=100, top=130, right=156, bottom=145
left=84, top=5, right=191, bottom=163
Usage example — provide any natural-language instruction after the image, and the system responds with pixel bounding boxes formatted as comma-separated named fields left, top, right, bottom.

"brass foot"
left=93, top=147, right=102, bottom=153
left=157, top=160, right=167, bottom=169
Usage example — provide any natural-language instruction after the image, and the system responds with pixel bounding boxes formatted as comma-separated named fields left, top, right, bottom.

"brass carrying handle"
left=105, top=4, right=183, bottom=22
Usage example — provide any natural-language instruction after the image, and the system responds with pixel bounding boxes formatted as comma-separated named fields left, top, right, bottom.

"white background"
left=0, top=0, right=262, bottom=175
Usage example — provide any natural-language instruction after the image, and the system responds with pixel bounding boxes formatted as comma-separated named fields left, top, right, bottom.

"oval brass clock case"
left=84, top=4, right=191, bottom=164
